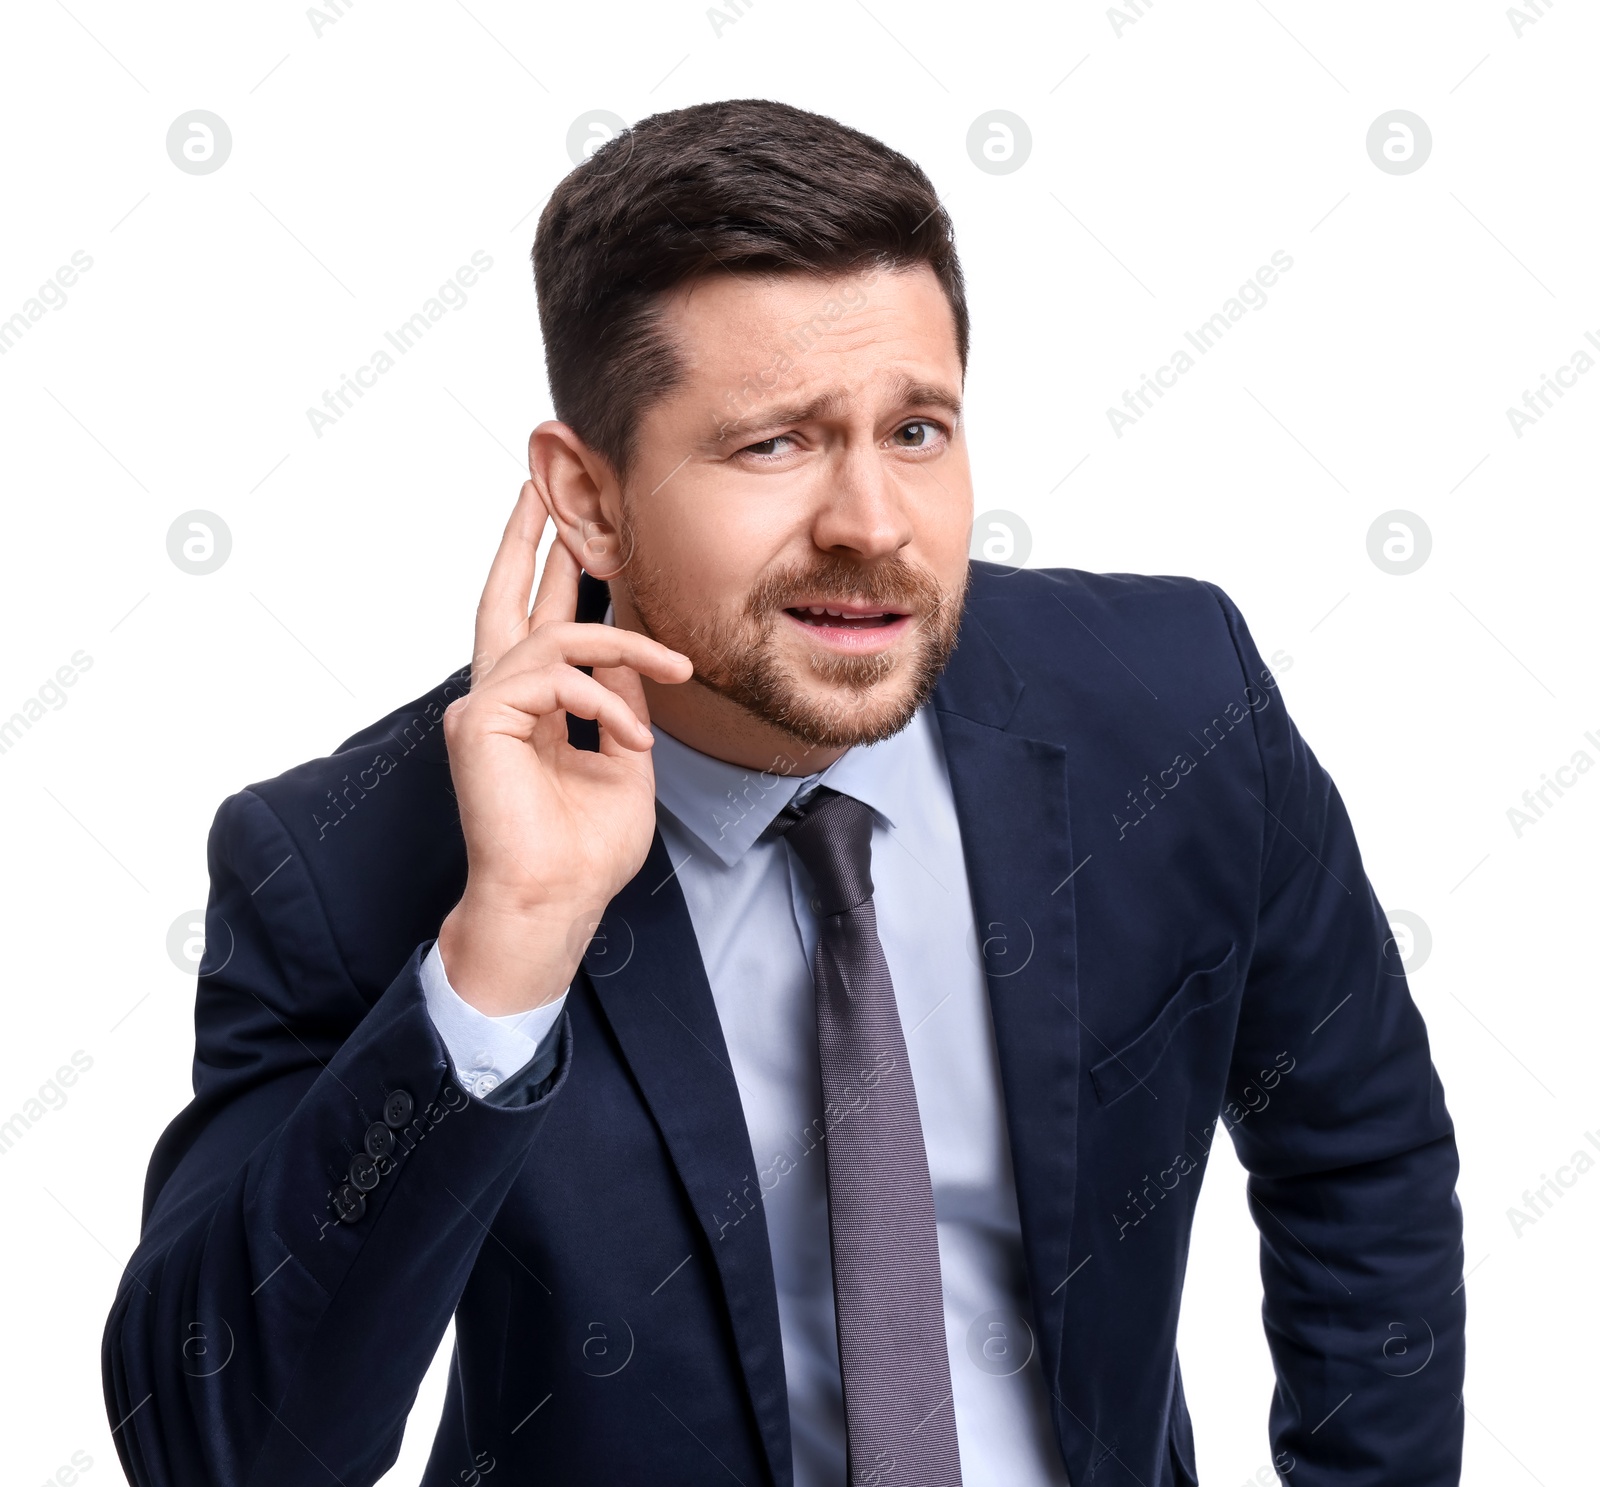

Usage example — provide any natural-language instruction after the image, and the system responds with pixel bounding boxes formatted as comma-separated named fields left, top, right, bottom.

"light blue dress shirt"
left=422, top=705, right=1071, bottom=1485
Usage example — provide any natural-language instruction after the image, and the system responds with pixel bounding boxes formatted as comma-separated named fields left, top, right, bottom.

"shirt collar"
left=649, top=726, right=807, bottom=864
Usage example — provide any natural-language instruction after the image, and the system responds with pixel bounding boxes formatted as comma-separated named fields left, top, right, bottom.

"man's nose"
left=809, top=442, right=914, bottom=561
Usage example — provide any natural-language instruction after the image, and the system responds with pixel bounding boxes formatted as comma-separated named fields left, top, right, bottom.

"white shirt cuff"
left=419, top=940, right=568, bottom=1099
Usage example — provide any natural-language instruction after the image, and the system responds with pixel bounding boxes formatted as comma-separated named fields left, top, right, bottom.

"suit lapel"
left=582, top=834, right=793, bottom=1487
left=933, top=610, right=1083, bottom=1396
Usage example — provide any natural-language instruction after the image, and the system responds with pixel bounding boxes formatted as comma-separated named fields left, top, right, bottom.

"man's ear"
left=527, top=420, right=628, bottom=579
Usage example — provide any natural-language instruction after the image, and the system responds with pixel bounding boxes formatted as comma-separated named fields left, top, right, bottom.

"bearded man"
left=105, top=98, right=1465, bottom=1487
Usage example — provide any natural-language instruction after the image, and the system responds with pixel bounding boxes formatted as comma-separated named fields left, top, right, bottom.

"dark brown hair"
left=532, top=98, right=967, bottom=477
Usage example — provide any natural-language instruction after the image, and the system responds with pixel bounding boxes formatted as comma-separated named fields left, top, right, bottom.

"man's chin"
left=625, top=559, right=968, bottom=753
left=719, top=657, right=933, bottom=752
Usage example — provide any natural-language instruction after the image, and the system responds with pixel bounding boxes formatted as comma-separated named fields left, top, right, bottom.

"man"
left=104, top=99, right=1464, bottom=1486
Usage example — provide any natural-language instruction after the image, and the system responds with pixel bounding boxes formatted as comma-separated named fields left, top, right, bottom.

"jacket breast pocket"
left=1090, top=943, right=1239, bottom=1108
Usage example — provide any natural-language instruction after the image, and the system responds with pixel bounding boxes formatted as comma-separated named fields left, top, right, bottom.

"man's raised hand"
left=436, top=481, right=692, bottom=1016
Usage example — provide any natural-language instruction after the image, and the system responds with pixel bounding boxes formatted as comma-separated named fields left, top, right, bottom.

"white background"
left=1, top=1, right=1595, bottom=1483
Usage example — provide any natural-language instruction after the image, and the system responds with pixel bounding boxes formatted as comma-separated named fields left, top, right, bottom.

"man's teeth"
left=797, top=605, right=886, bottom=619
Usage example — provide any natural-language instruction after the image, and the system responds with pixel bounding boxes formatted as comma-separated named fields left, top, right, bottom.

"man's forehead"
left=661, top=266, right=957, bottom=365
left=664, top=261, right=907, bottom=317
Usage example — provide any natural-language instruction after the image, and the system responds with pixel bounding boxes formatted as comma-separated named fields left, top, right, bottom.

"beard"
left=620, top=533, right=969, bottom=751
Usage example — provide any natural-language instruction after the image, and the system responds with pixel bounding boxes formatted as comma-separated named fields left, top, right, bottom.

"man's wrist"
left=436, top=889, right=595, bottom=1016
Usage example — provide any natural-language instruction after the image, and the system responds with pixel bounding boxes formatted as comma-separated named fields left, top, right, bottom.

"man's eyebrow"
left=706, top=375, right=963, bottom=447
left=892, top=379, right=964, bottom=422
left=709, top=390, right=853, bottom=447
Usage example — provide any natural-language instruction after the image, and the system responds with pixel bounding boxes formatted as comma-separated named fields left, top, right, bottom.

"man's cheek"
left=916, top=493, right=977, bottom=579
left=631, top=511, right=766, bottom=623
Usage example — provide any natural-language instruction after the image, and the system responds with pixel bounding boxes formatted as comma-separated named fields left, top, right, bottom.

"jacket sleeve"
left=102, top=786, right=572, bottom=1487
left=1205, top=583, right=1465, bottom=1484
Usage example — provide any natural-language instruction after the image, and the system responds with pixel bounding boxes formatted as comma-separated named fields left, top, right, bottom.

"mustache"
left=746, top=554, right=951, bottom=618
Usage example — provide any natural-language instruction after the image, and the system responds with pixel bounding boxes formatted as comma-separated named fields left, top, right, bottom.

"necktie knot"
left=776, top=786, right=875, bottom=917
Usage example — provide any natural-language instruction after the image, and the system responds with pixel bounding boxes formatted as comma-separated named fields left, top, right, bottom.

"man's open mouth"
left=784, top=604, right=906, bottom=630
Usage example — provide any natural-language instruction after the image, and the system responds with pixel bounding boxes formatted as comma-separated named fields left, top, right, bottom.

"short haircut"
left=532, top=98, right=967, bottom=478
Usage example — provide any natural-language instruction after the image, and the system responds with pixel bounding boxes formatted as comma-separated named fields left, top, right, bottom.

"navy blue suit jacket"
left=104, top=564, right=1464, bottom=1486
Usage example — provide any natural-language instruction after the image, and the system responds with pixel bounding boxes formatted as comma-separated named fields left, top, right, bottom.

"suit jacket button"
left=349, top=1152, right=380, bottom=1192
left=333, top=1183, right=366, bottom=1224
left=364, top=1121, right=395, bottom=1160
left=383, top=1089, right=415, bottom=1129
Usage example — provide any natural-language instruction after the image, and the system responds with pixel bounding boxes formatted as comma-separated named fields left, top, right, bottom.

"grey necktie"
left=776, top=785, right=963, bottom=1487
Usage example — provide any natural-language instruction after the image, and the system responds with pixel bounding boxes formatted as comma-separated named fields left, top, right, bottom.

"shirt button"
left=472, top=1072, right=501, bottom=1098
left=810, top=897, right=822, bottom=914
left=471, top=1050, right=494, bottom=1071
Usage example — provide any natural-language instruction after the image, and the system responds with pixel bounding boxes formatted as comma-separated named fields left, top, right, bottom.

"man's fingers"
left=483, top=621, right=694, bottom=688
left=527, top=516, right=582, bottom=635
left=592, top=667, right=648, bottom=761
left=549, top=624, right=693, bottom=683
left=592, top=664, right=651, bottom=754
left=473, top=481, right=546, bottom=685
left=470, top=664, right=655, bottom=752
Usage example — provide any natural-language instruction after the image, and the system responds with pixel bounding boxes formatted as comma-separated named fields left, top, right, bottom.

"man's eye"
left=740, top=435, right=793, bottom=458
left=890, top=421, right=941, bottom=448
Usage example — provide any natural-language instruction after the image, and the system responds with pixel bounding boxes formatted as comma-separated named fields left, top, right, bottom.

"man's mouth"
left=779, top=600, right=914, bottom=654
left=784, top=603, right=905, bottom=630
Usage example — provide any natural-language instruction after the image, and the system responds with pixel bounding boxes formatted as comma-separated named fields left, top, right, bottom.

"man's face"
left=610, top=263, right=973, bottom=751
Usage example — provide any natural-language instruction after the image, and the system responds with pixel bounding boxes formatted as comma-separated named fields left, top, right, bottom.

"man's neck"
left=640, top=675, right=846, bottom=776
